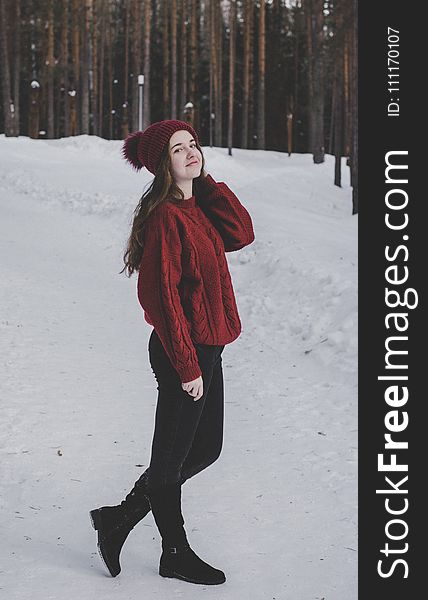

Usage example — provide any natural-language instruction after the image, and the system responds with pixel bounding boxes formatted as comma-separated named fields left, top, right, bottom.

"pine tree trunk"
left=287, top=110, right=293, bottom=156
left=121, top=0, right=129, bottom=137
left=271, top=0, right=282, bottom=150
left=0, top=0, right=14, bottom=135
left=106, top=2, right=113, bottom=138
left=29, top=85, right=41, bottom=139
left=257, top=0, right=266, bottom=149
left=131, top=0, right=142, bottom=130
left=61, top=0, right=70, bottom=137
left=162, top=0, right=170, bottom=118
left=71, top=0, right=80, bottom=133
left=293, top=8, right=300, bottom=151
left=98, top=0, right=106, bottom=136
left=241, top=0, right=251, bottom=149
left=248, top=0, right=255, bottom=148
left=227, top=0, right=236, bottom=155
left=81, top=0, right=90, bottom=133
left=92, top=0, right=99, bottom=135
left=47, top=0, right=55, bottom=138
left=179, top=0, right=188, bottom=120
left=171, top=0, right=177, bottom=119
left=28, top=4, right=40, bottom=138
left=210, top=0, right=217, bottom=144
left=329, top=59, right=337, bottom=155
left=142, top=0, right=151, bottom=128
left=312, top=0, right=325, bottom=163
left=214, top=0, right=222, bottom=146
left=343, top=30, right=350, bottom=156
left=350, top=0, right=358, bottom=214
left=218, top=0, right=223, bottom=146
left=87, top=0, right=95, bottom=134
left=334, top=55, right=343, bottom=187
left=304, top=0, right=314, bottom=154
left=12, top=0, right=21, bottom=135
left=189, top=0, right=198, bottom=129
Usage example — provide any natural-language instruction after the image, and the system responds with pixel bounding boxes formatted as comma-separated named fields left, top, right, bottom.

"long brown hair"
left=119, top=139, right=206, bottom=277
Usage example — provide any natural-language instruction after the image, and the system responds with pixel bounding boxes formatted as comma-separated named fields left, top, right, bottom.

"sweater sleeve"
left=137, top=210, right=202, bottom=384
left=197, top=174, right=255, bottom=252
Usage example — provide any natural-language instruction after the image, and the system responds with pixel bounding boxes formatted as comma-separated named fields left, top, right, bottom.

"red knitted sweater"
left=137, top=174, right=255, bottom=383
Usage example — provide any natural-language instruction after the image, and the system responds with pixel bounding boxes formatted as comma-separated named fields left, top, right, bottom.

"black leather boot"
left=159, top=543, right=226, bottom=585
left=89, top=470, right=151, bottom=576
left=148, top=482, right=226, bottom=585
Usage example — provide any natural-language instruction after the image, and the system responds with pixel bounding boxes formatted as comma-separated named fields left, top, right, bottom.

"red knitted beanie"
left=121, top=120, right=199, bottom=175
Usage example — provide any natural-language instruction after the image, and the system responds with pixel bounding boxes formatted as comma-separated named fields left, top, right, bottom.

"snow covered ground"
left=0, top=134, right=357, bottom=599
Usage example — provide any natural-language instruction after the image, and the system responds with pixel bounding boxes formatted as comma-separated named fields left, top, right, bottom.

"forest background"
left=0, top=0, right=358, bottom=211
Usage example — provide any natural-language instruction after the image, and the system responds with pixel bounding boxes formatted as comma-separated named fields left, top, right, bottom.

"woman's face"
left=168, top=129, right=202, bottom=184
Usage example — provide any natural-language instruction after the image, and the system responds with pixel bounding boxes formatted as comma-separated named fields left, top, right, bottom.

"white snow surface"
left=0, top=134, right=357, bottom=599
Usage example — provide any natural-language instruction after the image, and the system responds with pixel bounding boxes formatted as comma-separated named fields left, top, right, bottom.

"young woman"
left=90, top=119, right=255, bottom=586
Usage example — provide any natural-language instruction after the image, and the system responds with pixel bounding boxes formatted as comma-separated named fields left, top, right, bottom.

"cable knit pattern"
left=137, top=175, right=255, bottom=383
left=203, top=221, right=241, bottom=337
left=197, top=174, right=255, bottom=252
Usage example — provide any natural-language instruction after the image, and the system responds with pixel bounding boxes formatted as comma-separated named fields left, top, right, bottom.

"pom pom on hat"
left=121, top=130, right=145, bottom=171
left=121, top=120, right=199, bottom=175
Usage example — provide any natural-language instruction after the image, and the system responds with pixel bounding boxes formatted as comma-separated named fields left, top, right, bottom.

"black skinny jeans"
left=144, top=328, right=225, bottom=491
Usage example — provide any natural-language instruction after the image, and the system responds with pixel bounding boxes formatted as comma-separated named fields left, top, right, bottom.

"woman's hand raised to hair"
left=181, top=376, right=204, bottom=401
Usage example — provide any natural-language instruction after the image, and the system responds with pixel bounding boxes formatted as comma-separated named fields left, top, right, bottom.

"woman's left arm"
left=197, top=173, right=255, bottom=252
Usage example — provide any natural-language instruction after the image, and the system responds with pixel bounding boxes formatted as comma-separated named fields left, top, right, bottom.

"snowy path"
left=0, top=136, right=357, bottom=599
